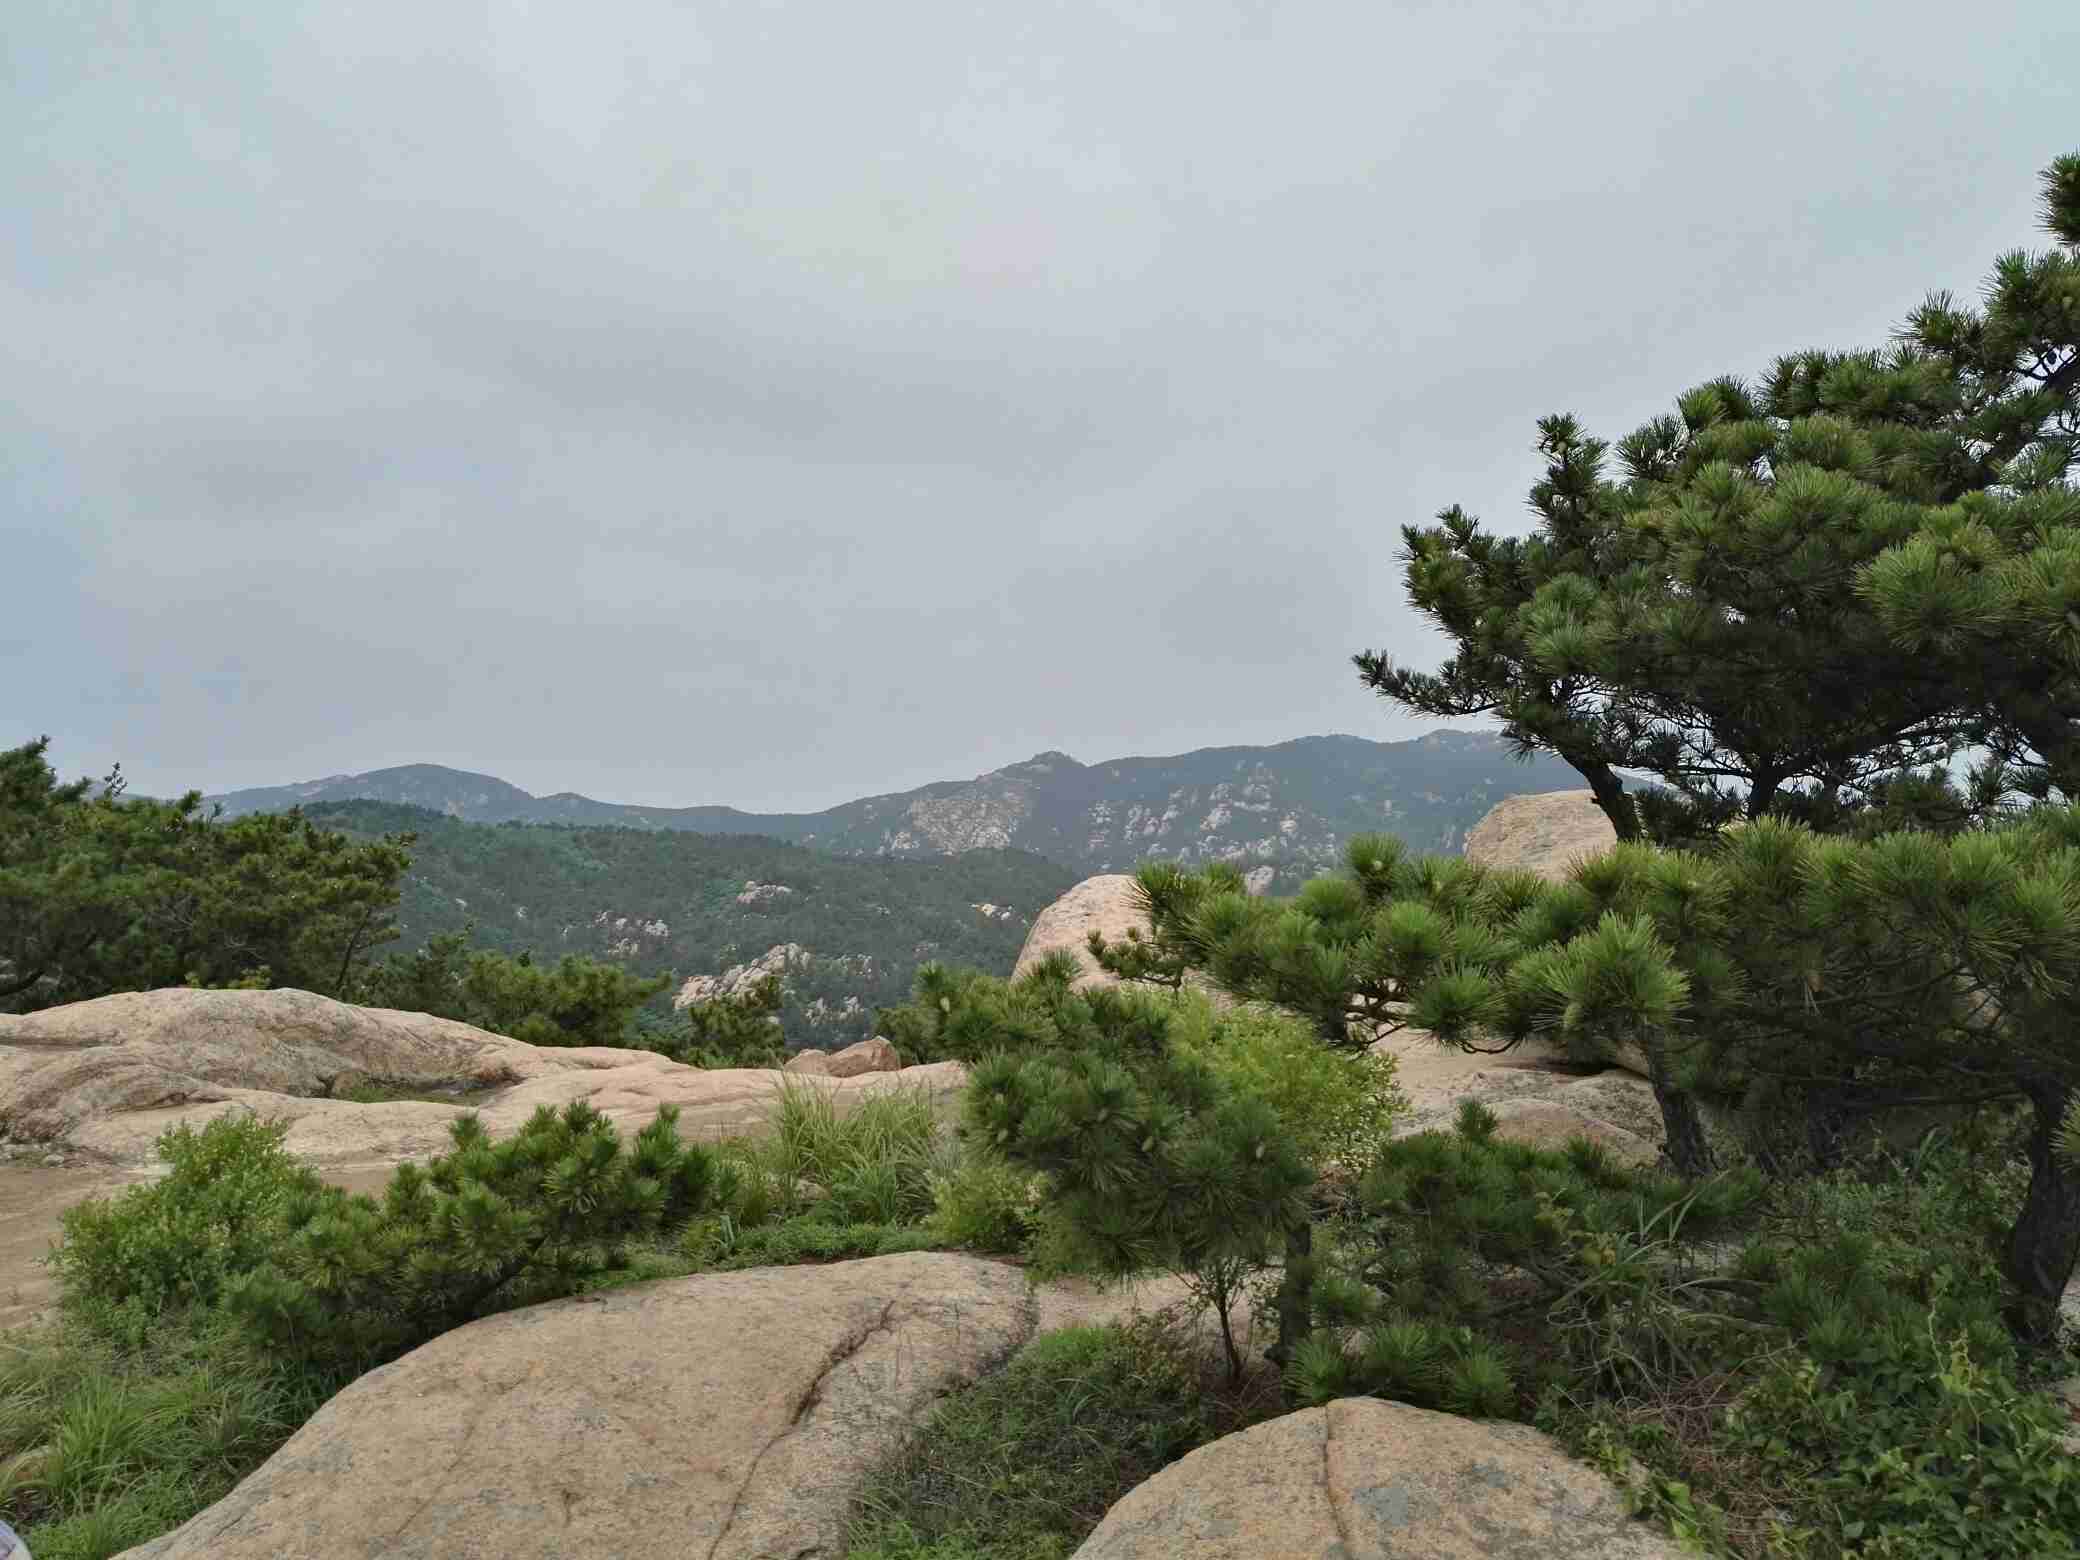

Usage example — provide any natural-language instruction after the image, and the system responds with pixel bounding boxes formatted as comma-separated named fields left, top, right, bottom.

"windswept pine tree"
left=1364, top=155, right=2080, bottom=844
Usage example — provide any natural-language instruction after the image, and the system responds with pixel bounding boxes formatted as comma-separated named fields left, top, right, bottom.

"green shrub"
left=847, top=1313, right=1280, bottom=1560
left=1166, top=995, right=1406, bottom=1172
left=926, top=1153, right=1044, bottom=1254
left=226, top=1101, right=723, bottom=1373
left=1551, top=1132, right=2080, bottom=1558
left=48, top=1114, right=326, bottom=1318
left=684, top=1217, right=942, bottom=1270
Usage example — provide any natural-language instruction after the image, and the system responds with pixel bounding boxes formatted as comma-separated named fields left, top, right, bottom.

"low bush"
left=925, top=1152, right=1044, bottom=1255
left=1284, top=1101, right=1764, bottom=1417
left=1165, top=995, right=1407, bottom=1173
left=684, top=1218, right=943, bottom=1270
left=225, top=1100, right=725, bottom=1374
left=1550, top=1127, right=2080, bottom=1558
left=846, top=1311, right=1283, bottom=1560
left=48, top=1115, right=327, bottom=1321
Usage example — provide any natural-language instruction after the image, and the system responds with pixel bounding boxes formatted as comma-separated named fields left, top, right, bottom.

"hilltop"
left=211, top=729, right=1582, bottom=894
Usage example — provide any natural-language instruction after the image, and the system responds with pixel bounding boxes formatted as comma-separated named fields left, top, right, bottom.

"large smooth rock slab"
left=114, top=1252, right=1226, bottom=1560
left=1463, top=789, right=1616, bottom=883
left=0, top=989, right=965, bottom=1172
left=1072, top=1395, right=1687, bottom=1559
left=1011, top=874, right=1149, bottom=991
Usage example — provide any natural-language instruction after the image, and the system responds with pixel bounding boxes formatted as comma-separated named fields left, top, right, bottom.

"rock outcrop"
left=1010, top=874, right=1150, bottom=991
left=0, top=988, right=964, bottom=1172
left=1463, top=788, right=1616, bottom=882
left=674, top=943, right=812, bottom=1009
left=114, top=1252, right=1225, bottom=1560
left=1486, top=1097, right=1660, bottom=1167
left=1071, top=1395, right=1687, bottom=1559
left=822, top=1036, right=900, bottom=1077
left=783, top=1037, right=899, bottom=1079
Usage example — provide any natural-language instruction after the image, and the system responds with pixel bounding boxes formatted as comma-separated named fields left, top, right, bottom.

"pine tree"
left=952, top=968, right=1315, bottom=1380
left=676, top=974, right=788, bottom=1068
left=228, top=1100, right=723, bottom=1372
left=1, top=738, right=413, bottom=1009
left=1858, top=154, right=2080, bottom=801
left=1365, top=156, right=2080, bottom=842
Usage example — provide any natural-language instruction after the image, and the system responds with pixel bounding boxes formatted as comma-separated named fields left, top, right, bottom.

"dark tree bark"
left=1265, top=1219, right=1315, bottom=1376
left=1645, top=1036, right=1715, bottom=1178
left=2003, top=1077, right=2080, bottom=1342
left=1574, top=753, right=1642, bottom=843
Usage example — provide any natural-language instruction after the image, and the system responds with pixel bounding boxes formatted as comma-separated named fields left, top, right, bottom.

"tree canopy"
left=1364, top=155, right=2080, bottom=844
left=1, top=738, right=412, bottom=1011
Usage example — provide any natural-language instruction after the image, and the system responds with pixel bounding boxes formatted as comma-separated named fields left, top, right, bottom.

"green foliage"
left=1085, top=863, right=1248, bottom=993
left=2, top=1306, right=343, bottom=1560
left=674, top=1078, right=953, bottom=1261
left=48, top=1116, right=327, bottom=1320
left=1557, top=1133, right=2080, bottom=1558
left=1366, top=156, right=2080, bottom=843
left=1284, top=1106, right=1762, bottom=1415
left=847, top=1314, right=1280, bottom=1560
left=1132, top=806, right=2080, bottom=1327
left=876, top=956, right=1079, bottom=1066
left=359, top=925, right=669, bottom=1047
left=925, top=1152, right=1045, bottom=1255
left=307, top=798, right=1075, bottom=1050
left=959, top=977, right=1316, bottom=1381
left=1164, top=992, right=1406, bottom=1173
left=225, top=1101, right=723, bottom=1373
left=672, top=974, right=787, bottom=1068
left=1, top=739, right=411, bottom=1012
left=686, top=1219, right=941, bottom=1270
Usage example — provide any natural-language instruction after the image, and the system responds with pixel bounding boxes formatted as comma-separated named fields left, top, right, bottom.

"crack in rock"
left=1322, top=1404, right=1362, bottom=1560
left=704, top=1296, right=902, bottom=1560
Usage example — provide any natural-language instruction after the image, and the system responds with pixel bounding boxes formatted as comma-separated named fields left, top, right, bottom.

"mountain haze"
left=209, top=730, right=1583, bottom=891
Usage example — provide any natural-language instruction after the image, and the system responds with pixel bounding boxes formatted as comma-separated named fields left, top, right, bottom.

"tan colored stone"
left=1549, top=1071, right=1667, bottom=1142
left=113, top=1251, right=1257, bottom=1560
left=1486, top=1098, right=1661, bottom=1168
left=0, top=988, right=967, bottom=1173
left=783, top=1049, right=834, bottom=1075
left=1072, top=1396, right=1687, bottom=1559
left=1011, top=874, right=1150, bottom=991
left=822, top=1036, right=900, bottom=1077
left=117, top=1254, right=1026, bottom=1560
left=1463, top=789, right=1617, bottom=883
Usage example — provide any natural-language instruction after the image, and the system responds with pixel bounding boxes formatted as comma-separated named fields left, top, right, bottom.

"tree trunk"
left=1577, top=758, right=1641, bottom=843
left=1265, top=1219, right=1315, bottom=1377
left=2003, top=1078, right=2080, bottom=1343
left=1802, top=1084, right=1857, bottom=1171
left=1645, top=1038, right=1715, bottom=1178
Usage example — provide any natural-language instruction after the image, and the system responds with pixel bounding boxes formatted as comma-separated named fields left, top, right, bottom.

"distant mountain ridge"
left=209, top=731, right=1584, bottom=893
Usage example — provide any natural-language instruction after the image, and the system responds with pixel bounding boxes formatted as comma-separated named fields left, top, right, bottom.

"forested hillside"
left=211, top=729, right=1583, bottom=892
left=303, top=802, right=1076, bottom=1048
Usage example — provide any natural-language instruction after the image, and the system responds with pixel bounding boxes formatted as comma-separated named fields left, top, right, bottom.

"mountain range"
left=209, top=729, right=1582, bottom=893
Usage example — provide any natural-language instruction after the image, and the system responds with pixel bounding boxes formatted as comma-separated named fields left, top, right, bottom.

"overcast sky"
left=8, top=1, right=2074, bottom=811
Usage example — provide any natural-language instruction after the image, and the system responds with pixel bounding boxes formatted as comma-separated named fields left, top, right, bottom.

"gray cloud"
left=7, top=0, right=2075, bottom=809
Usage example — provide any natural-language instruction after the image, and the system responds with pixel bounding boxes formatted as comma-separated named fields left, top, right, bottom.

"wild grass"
left=844, top=1310, right=1286, bottom=1560
left=2, top=1306, right=345, bottom=1560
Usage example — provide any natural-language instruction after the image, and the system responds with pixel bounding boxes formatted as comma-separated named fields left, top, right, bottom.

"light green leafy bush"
left=1165, top=993, right=1406, bottom=1172
left=48, top=1114, right=327, bottom=1319
left=925, top=1153, right=1044, bottom=1255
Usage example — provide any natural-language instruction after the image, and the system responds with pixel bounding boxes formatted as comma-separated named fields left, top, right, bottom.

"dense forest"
left=303, top=801, right=1077, bottom=1047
